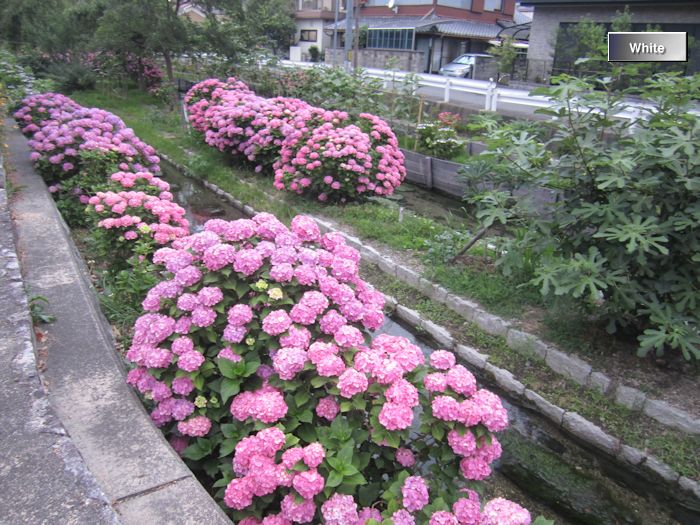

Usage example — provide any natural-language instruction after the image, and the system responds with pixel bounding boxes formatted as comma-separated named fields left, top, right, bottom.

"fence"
left=279, top=60, right=697, bottom=121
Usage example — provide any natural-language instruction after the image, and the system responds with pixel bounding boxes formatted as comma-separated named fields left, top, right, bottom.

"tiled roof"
left=423, top=20, right=502, bottom=39
left=325, top=15, right=503, bottom=40
left=325, top=15, right=449, bottom=30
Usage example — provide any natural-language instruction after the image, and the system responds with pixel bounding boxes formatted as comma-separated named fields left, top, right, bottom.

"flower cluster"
left=86, top=190, right=189, bottom=246
left=185, top=78, right=406, bottom=202
left=125, top=210, right=532, bottom=523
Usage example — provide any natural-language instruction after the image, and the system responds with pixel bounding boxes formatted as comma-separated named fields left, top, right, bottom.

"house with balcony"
left=321, top=0, right=522, bottom=73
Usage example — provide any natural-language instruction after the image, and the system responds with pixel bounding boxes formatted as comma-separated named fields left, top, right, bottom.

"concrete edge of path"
left=5, top=118, right=231, bottom=525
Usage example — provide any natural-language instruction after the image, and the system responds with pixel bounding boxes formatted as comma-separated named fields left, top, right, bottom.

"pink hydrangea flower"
left=430, top=350, right=456, bottom=370
left=338, top=368, right=369, bottom=398
left=302, top=442, right=325, bottom=469
left=429, top=511, right=459, bottom=525
left=392, top=510, right=416, bottom=525
left=379, top=402, right=414, bottom=431
left=453, top=490, right=481, bottom=525
left=316, top=396, right=340, bottom=420
left=321, top=494, right=359, bottom=525
left=292, top=469, right=325, bottom=499
left=396, top=447, right=416, bottom=467
left=177, top=415, right=211, bottom=437
left=272, top=346, right=308, bottom=380
left=424, top=372, right=448, bottom=392
left=481, top=498, right=531, bottom=525
left=402, top=476, right=429, bottom=512
left=177, top=350, right=205, bottom=372
left=281, top=494, right=316, bottom=523
left=262, top=308, right=292, bottom=335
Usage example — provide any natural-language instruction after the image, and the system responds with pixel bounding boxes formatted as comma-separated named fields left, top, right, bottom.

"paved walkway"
left=1, top=118, right=231, bottom=524
left=1, top=133, right=118, bottom=523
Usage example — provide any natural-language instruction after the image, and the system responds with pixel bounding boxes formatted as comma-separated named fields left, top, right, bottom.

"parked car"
left=438, top=53, right=493, bottom=78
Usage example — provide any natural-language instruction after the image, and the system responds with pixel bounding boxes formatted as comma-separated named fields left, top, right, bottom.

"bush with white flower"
left=127, top=212, right=532, bottom=524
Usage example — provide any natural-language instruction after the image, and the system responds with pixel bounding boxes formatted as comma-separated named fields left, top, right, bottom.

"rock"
left=472, top=309, right=510, bottom=337
left=643, top=456, right=680, bottom=484
left=545, top=348, right=592, bottom=386
left=455, top=344, right=488, bottom=370
left=614, top=385, right=646, bottom=412
left=562, top=412, right=620, bottom=455
left=588, top=371, right=612, bottom=395
left=395, top=265, right=421, bottom=288
left=445, top=294, right=477, bottom=321
left=643, top=399, right=700, bottom=435
left=421, top=319, right=454, bottom=349
left=394, top=305, right=421, bottom=327
left=524, top=389, right=565, bottom=427
left=485, top=363, right=526, bottom=397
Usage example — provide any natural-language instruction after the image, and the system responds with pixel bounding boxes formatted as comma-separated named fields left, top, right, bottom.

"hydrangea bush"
left=127, top=212, right=532, bottom=524
left=184, top=78, right=406, bottom=203
left=15, top=92, right=160, bottom=184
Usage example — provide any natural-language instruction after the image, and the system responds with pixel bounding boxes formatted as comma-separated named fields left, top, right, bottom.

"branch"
left=449, top=226, right=489, bottom=263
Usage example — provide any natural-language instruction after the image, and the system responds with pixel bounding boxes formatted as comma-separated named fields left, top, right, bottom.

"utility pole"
left=344, top=0, right=354, bottom=72
left=353, top=1, right=360, bottom=70
left=332, top=0, right=340, bottom=65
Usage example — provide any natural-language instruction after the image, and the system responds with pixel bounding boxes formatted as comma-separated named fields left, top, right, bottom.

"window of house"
left=300, top=30, right=318, bottom=42
left=484, top=0, right=502, bottom=11
left=437, top=0, right=473, bottom=8
left=366, top=29, right=414, bottom=50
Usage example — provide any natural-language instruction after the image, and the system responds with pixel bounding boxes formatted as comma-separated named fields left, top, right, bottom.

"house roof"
left=325, top=15, right=504, bottom=39
left=423, top=20, right=502, bottom=39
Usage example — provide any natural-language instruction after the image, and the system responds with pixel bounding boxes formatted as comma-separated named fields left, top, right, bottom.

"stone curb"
left=7, top=132, right=231, bottom=525
left=159, top=155, right=700, bottom=501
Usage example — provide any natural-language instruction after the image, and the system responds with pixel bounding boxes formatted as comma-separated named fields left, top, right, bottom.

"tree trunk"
left=163, top=50, right=177, bottom=109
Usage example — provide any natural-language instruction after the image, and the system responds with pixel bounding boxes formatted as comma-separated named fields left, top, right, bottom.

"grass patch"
left=425, top=263, right=541, bottom=318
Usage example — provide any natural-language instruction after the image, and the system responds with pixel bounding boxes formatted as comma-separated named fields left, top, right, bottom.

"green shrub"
left=474, top=72, right=700, bottom=359
left=46, top=61, right=97, bottom=92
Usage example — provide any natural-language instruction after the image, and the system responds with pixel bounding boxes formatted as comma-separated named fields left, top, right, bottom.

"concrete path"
left=2, top=118, right=231, bottom=524
left=1, top=143, right=117, bottom=524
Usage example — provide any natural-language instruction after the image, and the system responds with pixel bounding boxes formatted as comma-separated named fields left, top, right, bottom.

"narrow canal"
left=161, top=161, right=688, bottom=525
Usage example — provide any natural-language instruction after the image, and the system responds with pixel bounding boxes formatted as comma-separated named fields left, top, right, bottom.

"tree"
left=93, top=0, right=189, bottom=86
left=488, top=35, right=519, bottom=83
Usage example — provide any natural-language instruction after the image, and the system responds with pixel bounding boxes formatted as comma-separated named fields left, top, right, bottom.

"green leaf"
left=218, top=439, right=236, bottom=457
left=342, top=472, right=367, bottom=485
left=310, top=376, right=328, bottom=388
left=218, top=359, right=244, bottom=379
left=326, top=470, right=343, bottom=488
left=244, top=358, right=260, bottom=377
left=298, top=410, right=313, bottom=423
left=294, top=390, right=310, bottom=407
left=337, top=442, right=355, bottom=464
left=220, top=424, right=238, bottom=439
left=532, top=517, right=555, bottom=525
left=220, top=378, right=240, bottom=404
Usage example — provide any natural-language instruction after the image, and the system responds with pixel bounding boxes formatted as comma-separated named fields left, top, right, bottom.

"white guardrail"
left=279, top=60, right=697, bottom=121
